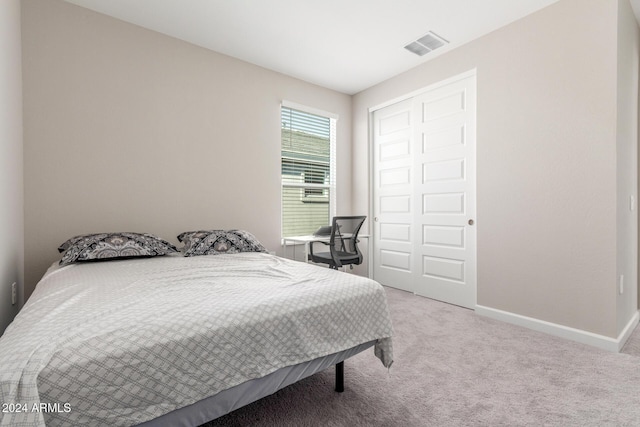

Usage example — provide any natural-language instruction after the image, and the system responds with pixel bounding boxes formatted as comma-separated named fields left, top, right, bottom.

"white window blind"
left=281, top=104, right=336, bottom=238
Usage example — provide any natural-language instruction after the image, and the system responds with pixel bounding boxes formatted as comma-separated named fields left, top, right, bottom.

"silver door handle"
left=468, top=219, right=474, bottom=226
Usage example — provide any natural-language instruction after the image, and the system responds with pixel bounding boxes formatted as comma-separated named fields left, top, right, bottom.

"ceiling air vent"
left=404, top=31, right=449, bottom=57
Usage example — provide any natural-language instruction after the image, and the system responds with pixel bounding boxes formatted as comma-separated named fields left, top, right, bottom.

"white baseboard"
left=617, top=310, right=640, bottom=351
left=475, top=305, right=640, bottom=353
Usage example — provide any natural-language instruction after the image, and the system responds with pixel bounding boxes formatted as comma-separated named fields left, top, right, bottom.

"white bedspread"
left=0, top=253, right=393, bottom=426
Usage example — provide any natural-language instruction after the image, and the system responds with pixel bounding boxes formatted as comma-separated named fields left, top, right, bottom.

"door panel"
left=372, top=99, right=414, bottom=292
left=414, top=76, right=476, bottom=308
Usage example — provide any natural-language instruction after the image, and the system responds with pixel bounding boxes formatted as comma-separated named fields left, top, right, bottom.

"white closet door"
left=372, top=99, right=415, bottom=292
left=413, top=75, right=476, bottom=308
left=371, top=73, right=476, bottom=308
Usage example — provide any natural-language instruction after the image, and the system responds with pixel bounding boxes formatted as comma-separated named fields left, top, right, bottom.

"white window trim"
left=281, top=100, right=339, bottom=120
left=280, top=101, right=337, bottom=239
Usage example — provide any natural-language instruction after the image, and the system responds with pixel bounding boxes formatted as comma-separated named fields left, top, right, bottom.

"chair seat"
left=309, top=251, right=361, bottom=265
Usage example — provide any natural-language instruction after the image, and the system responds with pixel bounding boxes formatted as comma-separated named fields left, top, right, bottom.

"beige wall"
left=21, top=0, right=352, bottom=299
left=617, top=0, right=640, bottom=333
left=18, top=0, right=640, bottom=340
left=0, top=0, right=24, bottom=333
left=353, top=0, right=626, bottom=337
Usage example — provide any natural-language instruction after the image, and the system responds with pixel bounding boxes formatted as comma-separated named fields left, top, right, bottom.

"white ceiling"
left=65, top=0, right=561, bottom=95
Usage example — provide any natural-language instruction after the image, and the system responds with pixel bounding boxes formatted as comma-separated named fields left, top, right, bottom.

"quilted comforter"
left=0, top=253, right=393, bottom=426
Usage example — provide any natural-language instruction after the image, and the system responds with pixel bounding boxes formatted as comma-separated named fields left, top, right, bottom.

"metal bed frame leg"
left=335, top=361, right=344, bottom=392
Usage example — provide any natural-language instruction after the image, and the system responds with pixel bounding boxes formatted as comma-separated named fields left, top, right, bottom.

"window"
left=281, top=103, right=336, bottom=238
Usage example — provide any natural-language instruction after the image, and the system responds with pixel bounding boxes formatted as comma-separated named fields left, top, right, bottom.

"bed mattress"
left=0, top=253, right=393, bottom=426
left=137, top=340, right=376, bottom=427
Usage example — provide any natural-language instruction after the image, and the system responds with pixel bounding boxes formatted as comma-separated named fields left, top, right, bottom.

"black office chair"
left=308, top=216, right=366, bottom=270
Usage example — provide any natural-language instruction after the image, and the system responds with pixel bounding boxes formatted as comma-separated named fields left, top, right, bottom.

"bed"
left=0, top=234, right=394, bottom=427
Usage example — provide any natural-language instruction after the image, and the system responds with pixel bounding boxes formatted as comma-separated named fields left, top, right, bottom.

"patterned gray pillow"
left=177, top=230, right=267, bottom=256
left=58, top=232, right=179, bottom=266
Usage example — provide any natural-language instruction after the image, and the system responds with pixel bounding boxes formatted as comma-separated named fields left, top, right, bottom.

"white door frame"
left=368, top=69, right=477, bottom=306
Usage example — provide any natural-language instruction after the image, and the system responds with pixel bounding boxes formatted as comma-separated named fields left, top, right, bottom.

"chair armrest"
left=309, top=240, right=330, bottom=256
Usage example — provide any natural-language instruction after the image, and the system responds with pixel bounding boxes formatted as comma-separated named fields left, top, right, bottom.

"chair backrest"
left=330, top=216, right=366, bottom=256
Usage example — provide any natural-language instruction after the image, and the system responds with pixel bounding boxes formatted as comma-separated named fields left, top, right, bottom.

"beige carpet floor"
left=204, top=287, right=640, bottom=426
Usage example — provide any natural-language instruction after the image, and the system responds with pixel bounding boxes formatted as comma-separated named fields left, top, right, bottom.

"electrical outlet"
left=619, top=275, right=624, bottom=295
left=11, top=282, right=16, bottom=305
